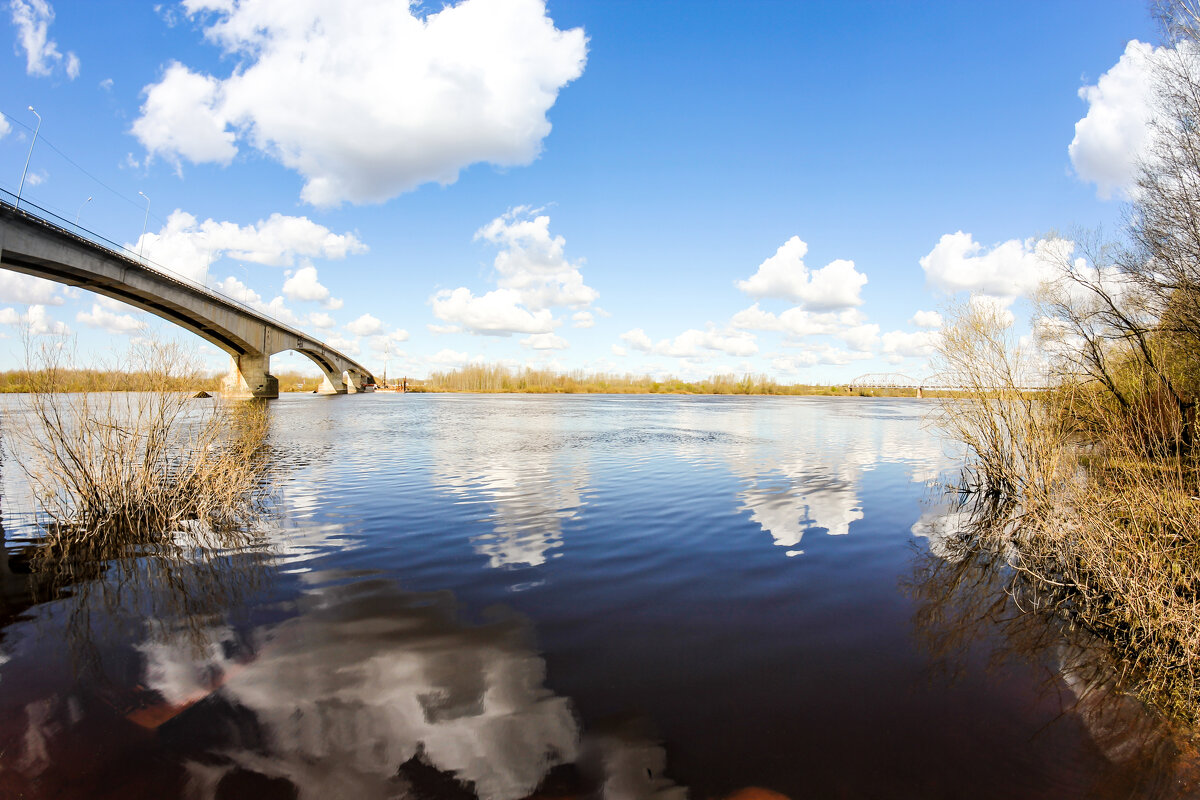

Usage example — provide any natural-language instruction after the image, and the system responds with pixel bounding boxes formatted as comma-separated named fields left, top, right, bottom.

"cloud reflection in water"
left=142, top=576, right=579, bottom=800
left=429, top=401, right=589, bottom=569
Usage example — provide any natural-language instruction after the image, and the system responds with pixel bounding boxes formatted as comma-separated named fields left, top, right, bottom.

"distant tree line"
left=416, top=364, right=924, bottom=396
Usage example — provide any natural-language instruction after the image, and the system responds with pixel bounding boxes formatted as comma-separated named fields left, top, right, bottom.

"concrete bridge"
left=0, top=197, right=375, bottom=399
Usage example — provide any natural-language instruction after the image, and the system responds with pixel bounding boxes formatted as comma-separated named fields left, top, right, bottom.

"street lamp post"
left=138, top=191, right=150, bottom=262
left=16, top=106, right=42, bottom=208
left=75, top=195, right=92, bottom=226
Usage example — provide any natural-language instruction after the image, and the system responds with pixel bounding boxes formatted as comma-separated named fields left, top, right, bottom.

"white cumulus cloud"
left=620, top=326, right=757, bottom=359
left=736, top=236, right=867, bottom=310
left=132, top=62, right=237, bottom=168
left=881, top=329, right=941, bottom=358
left=345, top=313, right=384, bottom=337
left=731, top=303, right=868, bottom=340
left=282, top=265, right=341, bottom=307
left=429, top=348, right=471, bottom=368
left=77, top=303, right=147, bottom=335
left=910, top=310, right=943, bottom=329
left=431, top=287, right=555, bottom=336
left=0, top=271, right=64, bottom=305
left=839, top=323, right=879, bottom=352
left=211, top=275, right=302, bottom=326
left=772, top=346, right=871, bottom=371
left=0, top=304, right=68, bottom=336
left=10, top=0, right=79, bottom=79
left=1069, top=40, right=1161, bottom=200
left=475, top=207, right=598, bottom=311
left=133, top=210, right=366, bottom=281
left=307, top=311, right=335, bottom=330
left=619, top=328, right=652, bottom=352
left=920, top=232, right=1061, bottom=300
left=134, top=0, right=588, bottom=206
left=521, top=332, right=568, bottom=350
left=433, top=209, right=591, bottom=336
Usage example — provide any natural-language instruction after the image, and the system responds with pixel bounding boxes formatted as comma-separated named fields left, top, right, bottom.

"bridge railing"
left=0, top=189, right=327, bottom=350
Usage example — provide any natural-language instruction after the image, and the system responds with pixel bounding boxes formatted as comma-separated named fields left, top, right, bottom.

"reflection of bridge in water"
left=0, top=194, right=376, bottom=399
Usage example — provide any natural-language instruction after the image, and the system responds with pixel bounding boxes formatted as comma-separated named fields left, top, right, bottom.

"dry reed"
left=6, top=339, right=274, bottom=588
left=930, top=299, right=1200, bottom=724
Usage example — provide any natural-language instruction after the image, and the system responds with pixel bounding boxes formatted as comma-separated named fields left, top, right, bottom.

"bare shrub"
left=6, top=337, right=273, bottom=576
left=929, top=299, right=1073, bottom=500
left=930, top=291, right=1200, bottom=722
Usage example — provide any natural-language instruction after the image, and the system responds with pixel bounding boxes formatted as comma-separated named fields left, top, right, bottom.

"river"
left=0, top=394, right=1191, bottom=798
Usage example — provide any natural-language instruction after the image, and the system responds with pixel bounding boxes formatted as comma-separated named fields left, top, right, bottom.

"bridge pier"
left=222, top=354, right=280, bottom=400
left=317, top=371, right=347, bottom=395
left=344, top=371, right=366, bottom=393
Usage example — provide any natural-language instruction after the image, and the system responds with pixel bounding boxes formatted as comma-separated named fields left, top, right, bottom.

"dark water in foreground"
left=0, top=394, right=1193, bottom=799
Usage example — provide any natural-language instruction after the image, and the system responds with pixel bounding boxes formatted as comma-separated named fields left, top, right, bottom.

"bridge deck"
left=0, top=194, right=375, bottom=397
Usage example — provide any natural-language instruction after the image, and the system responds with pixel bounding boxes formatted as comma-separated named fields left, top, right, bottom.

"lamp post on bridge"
left=75, top=196, right=92, bottom=226
left=16, top=106, right=41, bottom=209
left=138, top=191, right=151, bottom=263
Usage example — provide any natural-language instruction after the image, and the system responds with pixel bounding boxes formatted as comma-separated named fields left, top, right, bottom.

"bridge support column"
left=222, top=354, right=279, bottom=400
left=345, top=371, right=366, bottom=393
left=317, top=371, right=347, bottom=394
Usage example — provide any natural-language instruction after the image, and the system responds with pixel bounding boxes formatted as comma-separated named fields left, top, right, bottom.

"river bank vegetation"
left=3, top=338, right=275, bottom=649
left=932, top=0, right=1200, bottom=726
left=414, top=364, right=925, bottom=396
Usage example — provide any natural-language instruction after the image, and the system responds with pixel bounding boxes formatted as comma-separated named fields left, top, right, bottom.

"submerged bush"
left=7, top=338, right=273, bottom=565
left=0, top=338, right=277, bottom=662
left=930, top=296, right=1200, bottom=723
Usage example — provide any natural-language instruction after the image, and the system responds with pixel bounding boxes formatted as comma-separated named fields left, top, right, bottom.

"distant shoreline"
left=401, top=364, right=945, bottom=397
left=0, top=366, right=951, bottom=397
left=403, top=386, right=940, bottom=398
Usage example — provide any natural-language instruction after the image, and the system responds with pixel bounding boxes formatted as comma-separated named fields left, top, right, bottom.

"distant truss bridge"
left=848, top=373, right=929, bottom=389
left=847, top=372, right=1051, bottom=393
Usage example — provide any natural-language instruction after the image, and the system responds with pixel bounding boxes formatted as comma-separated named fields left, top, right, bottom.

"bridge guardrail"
left=0, top=189, right=327, bottom=350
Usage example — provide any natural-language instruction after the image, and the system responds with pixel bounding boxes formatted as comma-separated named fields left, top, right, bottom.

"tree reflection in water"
left=907, top=495, right=1200, bottom=799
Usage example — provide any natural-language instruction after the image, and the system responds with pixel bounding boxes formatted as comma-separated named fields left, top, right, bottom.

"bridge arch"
left=0, top=198, right=376, bottom=399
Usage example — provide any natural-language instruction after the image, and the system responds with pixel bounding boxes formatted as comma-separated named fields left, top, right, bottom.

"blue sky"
left=0, top=1, right=1162, bottom=382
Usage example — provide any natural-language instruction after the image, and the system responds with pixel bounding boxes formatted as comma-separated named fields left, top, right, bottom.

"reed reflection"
left=1, top=399, right=278, bottom=664
left=907, top=497, right=1200, bottom=797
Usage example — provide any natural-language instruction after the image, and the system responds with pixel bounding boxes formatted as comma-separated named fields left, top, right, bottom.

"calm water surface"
left=0, top=394, right=1191, bottom=799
